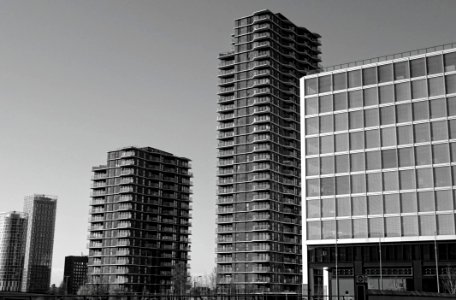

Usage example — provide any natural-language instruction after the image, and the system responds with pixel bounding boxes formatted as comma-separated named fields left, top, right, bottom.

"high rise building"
left=63, top=255, right=88, bottom=295
left=0, top=211, right=27, bottom=292
left=216, top=10, right=321, bottom=293
left=301, top=43, right=456, bottom=298
left=22, top=194, right=57, bottom=293
left=87, top=146, right=192, bottom=293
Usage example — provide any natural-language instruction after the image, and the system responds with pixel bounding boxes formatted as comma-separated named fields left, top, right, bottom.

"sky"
left=0, top=0, right=455, bottom=286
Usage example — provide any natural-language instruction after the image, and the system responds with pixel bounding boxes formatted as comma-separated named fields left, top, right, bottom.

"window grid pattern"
left=303, top=50, right=456, bottom=241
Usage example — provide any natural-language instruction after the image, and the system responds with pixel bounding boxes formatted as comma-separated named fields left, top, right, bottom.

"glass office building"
left=22, top=195, right=57, bottom=293
left=217, top=10, right=321, bottom=293
left=88, top=147, right=192, bottom=293
left=301, top=44, right=456, bottom=298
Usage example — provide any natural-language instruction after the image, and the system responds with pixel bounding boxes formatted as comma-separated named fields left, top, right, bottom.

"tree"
left=77, top=283, right=109, bottom=296
left=172, top=262, right=191, bottom=294
left=441, top=266, right=456, bottom=294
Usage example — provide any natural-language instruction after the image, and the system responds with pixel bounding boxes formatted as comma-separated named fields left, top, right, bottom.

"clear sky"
left=0, top=0, right=455, bottom=286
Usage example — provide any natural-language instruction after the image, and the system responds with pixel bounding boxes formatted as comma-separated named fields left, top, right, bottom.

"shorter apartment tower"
left=22, top=195, right=57, bottom=293
left=88, top=146, right=192, bottom=293
left=301, top=44, right=456, bottom=298
left=0, top=211, right=27, bottom=292
left=64, top=256, right=88, bottom=295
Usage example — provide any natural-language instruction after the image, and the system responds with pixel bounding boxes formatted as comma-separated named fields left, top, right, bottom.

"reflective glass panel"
left=305, top=97, right=318, bottom=115
left=431, top=121, right=448, bottom=141
left=366, top=151, right=381, bottom=170
left=380, top=106, right=395, bottom=125
left=306, top=157, right=319, bottom=176
left=378, top=64, right=393, bottom=83
left=320, top=156, right=334, bottom=175
left=434, top=167, right=451, bottom=187
left=383, top=171, right=399, bottom=191
left=319, top=95, right=333, bottom=113
left=397, top=125, right=413, bottom=145
left=307, top=221, right=321, bottom=239
left=350, top=153, right=365, bottom=172
left=394, top=61, right=410, bottom=80
left=438, top=214, right=455, bottom=235
left=400, top=169, right=416, bottom=190
left=306, top=117, right=319, bottom=135
left=368, top=195, right=383, bottom=215
left=395, top=82, right=411, bottom=101
left=398, top=147, right=414, bottom=167
left=307, top=199, right=321, bottom=218
left=363, top=67, right=377, bottom=85
left=335, top=133, right=348, bottom=152
left=415, top=145, right=431, bottom=165
left=412, top=79, right=427, bottom=99
left=320, top=135, right=334, bottom=154
left=369, top=218, right=384, bottom=237
left=353, top=219, right=368, bottom=238
left=413, top=101, right=429, bottom=120
left=333, top=72, right=347, bottom=91
left=322, top=220, right=336, bottom=239
left=435, top=190, right=453, bottom=211
left=350, top=132, right=364, bottom=150
left=305, top=78, right=318, bottom=95
left=446, top=74, right=456, bottom=94
left=319, top=75, right=332, bottom=93
left=417, top=168, right=433, bottom=189
left=444, top=52, right=456, bottom=72
left=401, top=192, right=417, bottom=213
left=430, top=98, right=447, bottom=119
left=364, top=87, right=378, bottom=106
left=420, top=215, right=436, bottom=236
left=410, top=58, right=425, bottom=78
left=306, top=179, right=319, bottom=196
left=381, top=127, right=396, bottom=147
left=320, top=115, right=333, bottom=133
left=364, top=108, right=379, bottom=127
left=382, top=149, right=397, bottom=168
left=414, top=123, right=430, bottom=143
left=396, top=103, right=412, bottom=123
left=336, top=197, right=351, bottom=217
left=321, top=178, right=335, bottom=196
left=427, top=55, right=443, bottom=75
left=429, top=76, right=445, bottom=97
left=352, top=196, right=367, bottom=216
left=379, top=85, right=394, bottom=104
left=334, top=92, right=348, bottom=111
left=365, top=129, right=380, bottom=149
left=351, top=174, right=366, bottom=193
left=348, top=70, right=361, bottom=88
left=418, top=191, right=435, bottom=212
left=335, top=154, right=349, bottom=173
left=336, top=175, right=350, bottom=195
left=306, top=137, right=318, bottom=155
left=321, top=198, right=335, bottom=217
left=334, top=113, right=348, bottom=131
left=385, top=216, right=401, bottom=237
left=402, top=216, right=419, bottom=236
left=337, top=219, right=352, bottom=239
left=367, top=173, right=382, bottom=192
left=349, top=111, right=363, bottom=129
left=349, top=90, right=363, bottom=108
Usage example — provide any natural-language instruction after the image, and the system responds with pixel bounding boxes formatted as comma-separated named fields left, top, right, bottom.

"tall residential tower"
left=87, top=147, right=192, bottom=293
left=216, top=10, right=321, bottom=293
left=301, top=43, right=456, bottom=298
left=22, top=195, right=57, bottom=293
left=0, top=211, right=27, bottom=292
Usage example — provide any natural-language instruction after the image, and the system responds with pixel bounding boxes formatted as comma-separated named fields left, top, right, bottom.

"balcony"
left=218, top=86, right=235, bottom=95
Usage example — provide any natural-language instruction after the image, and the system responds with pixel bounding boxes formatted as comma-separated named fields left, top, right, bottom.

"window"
left=397, top=125, right=413, bottom=145
left=319, top=75, right=332, bottom=93
left=306, top=137, right=318, bottom=155
left=412, top=79, right=427, bottom=99
left=348, top=70, right=361, bottom=88
left=364, top=108, right=379, bottom=127
left=427, top=55, right=443, bottom=75
left=349, top=110, right=363, bottom=129
left=385, top=216, right=401, bottom=237
left=305, top=117, right=319, bottom=135
left=418, top=191, right=435, bottom=212
left=321, top=198, right=335, bottom=217
left=381, top=127, right=396, bottom=147
left=431, top=121, right=448, bottom=141
left=414, top=123, right=430, bottom=143
left=410, top=58, right=425, bottom=78
left=430, top=98, right=447, bottom=119
left=337, top=197, right=351, bottom=216
left=363, top=67, right=377, bottom=85
left=353, top=219, right=368, bottom=238
left=320, top=115, right=333, bottom=133
left=319, top=95, right=333, bottom=113
left=349, top=90, right=363, bottom=108
left=398, top=147, right=414, bottom=167
left=420, top=215, right=436, bottom=236
left=364, top=87, right=378, bottom=106
left=306, top=179, right=319, bottom=196
left=350, top=132, right=364, bottom=150
left=335, top=154, right=349, bottom=173
left=305, top=97, right=318, bottom=115
left=334, top=92, right=348, bottom=111
left=351, top=174, right=366, bottom=193
left=450, top=120, right=456, bottom=139
left=365, top=129, right=380, bottom=149
left=379, top=85, right=394, bottom=104
left=305, top=78, right=318, bottom=95
left=446, top=74, right=456, bottom=94
left=413, top=101, right=429, bottom=120
left=429, top=76, right=445, bottom=96
left=415, top=145, right=432, bottom=166
left=368, top=195, right=383, bottom=215
left=395, top=82, right=411, bottom=101
left=306, top=158, right=319, bottom=176
left=367, top=173, right=382, bottom=192
left=444, top=52, right=456, bottom=72
left=307, top=221, right=321, bottom=239
left=333, top=72, right=347, bottom=91
left=320, top=156, right=334, bottom=175
left=435, top=190, right=453, bottom=211
left=394, top=61, right=410, bottom=80
left=449, top=97, right=456, bottom=116
left=366, top=151, right=381, bottom=170
left=369, top=218, right=384, bottom=238
left=435, top=167, right=451, bottom=187
left=378, top=64, right=393, bottom=83
left=321, top=178, right=335, bottom=196
left=334, top=113, right=348, bottom=131
left=400, top=169, right=416, bottom=190
left=451, top=142, right=456, bottom=161
left=396, top=103, right=412, bottom=123
left=380, top=106, right=395, bottom=125
left=402, top=216, right=418, bottom=236
left=383, top=171, right=399, bottom=191
left=350, top=153, right=365, bottom=172
left=382, top=149, right=397, bottom=168
left=322, top=220, right=336, bottom=239
left=417, top=168, right=433, bottom=189
left=335, top=133, right=348, bottom=152
left=401, top=192, right=417, bottom=213
left=307, top=199, right=320, bottom=218
left=338, top=219, right=352, bottom=239
left=438, top=215, right=455, bottom=235
left=352, top=196, right=367, bottom=216
left=320, top=135, right=334, bottom=154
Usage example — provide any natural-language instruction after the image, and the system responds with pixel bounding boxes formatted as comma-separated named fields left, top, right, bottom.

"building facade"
left=87, top=146, right=192, bottom=293
left=216, top=10, right=321, bottom=293
left=22, top=194, right=57, bottom=293
left=0, top=211, right=27, bottom=292
left=301, top=43, right=456, bottom=298
left=63, top=255, right=88, bottom=295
